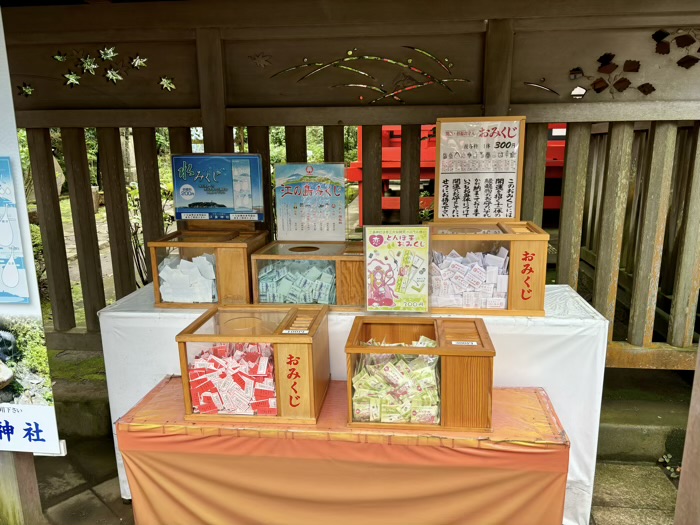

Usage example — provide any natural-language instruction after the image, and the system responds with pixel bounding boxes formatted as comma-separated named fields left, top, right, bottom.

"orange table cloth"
left=117, top=378, right=569, bottom=525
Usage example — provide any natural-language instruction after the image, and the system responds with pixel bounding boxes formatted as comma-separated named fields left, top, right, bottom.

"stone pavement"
left=35, top=437, right=677, bottom=525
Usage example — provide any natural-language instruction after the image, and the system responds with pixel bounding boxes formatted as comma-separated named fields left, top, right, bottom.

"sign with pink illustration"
left=364, top=226, right=429, bottom=313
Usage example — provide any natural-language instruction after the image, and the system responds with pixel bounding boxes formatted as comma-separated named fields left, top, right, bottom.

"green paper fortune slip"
left=364, top=226, right=430, bottom=312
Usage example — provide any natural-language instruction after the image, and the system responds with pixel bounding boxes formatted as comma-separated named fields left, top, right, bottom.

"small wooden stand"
left=0, top=452, right=47, bottom=525
left=345, top=316, right=495, bottom=432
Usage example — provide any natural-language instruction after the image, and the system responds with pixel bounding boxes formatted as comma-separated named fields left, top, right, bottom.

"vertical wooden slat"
left=669, top=124, right=700, bottom=347
left=0, top=452, right=45, bottom=525
left=248, top=126, right=273, bottom=235
left=592, top=134, right=608, bottom=252
left=620, top=131, right=646, bottom=273
left=483, top=19, right=514, bottom=116
left=196, top=28, right=226, bottom=152
left=61, top=127, right=105, bottom=331
left=168, top=127, right=192, bottom=155
left=592, top=122, right=634, bottom=339
left=582, top=134, right=601, bottom=250
left=323, top=125, right=344, bottom=163
left=362, top=125, right=383, bottom=226
left=674, top=344, right=700, bottom=525
left=400, top=124, right=421, bottom=225
left=26, top=128, right=76, bottom=330
left=225, top=126, right=235, bottom=153
left=97, top=127, right=136, bottom=299
left=628, top=122, right=678, bottom=346
left=556, top=122, right=591, bottom=289
left=285, top=126, right=307, bottom=163
left=133, top=128, right=164, bottom=282
left=521, top=123, right=548, bottom=226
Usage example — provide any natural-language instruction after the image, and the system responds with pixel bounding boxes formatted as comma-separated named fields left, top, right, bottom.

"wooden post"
left=61, top=127, right=106, bottom=332
left=628, top=122, right=677, bottom=346
left=362, top=125, right=383, bottom=226
left=196, top=28, right=226, bottom=153
left=323, top=125, right=344, bottom=163
left=592, top=122, right=634, bottom=339
left=669, top=124, right=700, bottom=347
left=0, top=452, right=47, bottom=525
left=521, top=123, right=548, bottom=226
left=400, top=124, right=421, bottom=225
left=97, top=127, right=136, bottom=299
left=674, top=342, right=700, bottom=525
left=248, top=126, right=273, bottom=235
left=168, top=127, right=192, bottom=155
left=26, top=128, right=76, bottom=331
left=133, top=128, right=164, bottom=282
left=483, top=19, right=514, bottom=116
left=556, top=123, right=591, bottom=289
left=285, top=126, right=307, bottom=163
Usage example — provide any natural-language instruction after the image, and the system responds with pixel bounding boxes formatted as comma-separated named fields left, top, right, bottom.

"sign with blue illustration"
left=0, top=158, right=29, bottom=304
left=172, top=154, right=265, bottom=221
left=275, top=163, right=345, bottom=241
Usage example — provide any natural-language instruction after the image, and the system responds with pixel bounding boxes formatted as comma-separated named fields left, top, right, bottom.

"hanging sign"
left=173, top=154, right=265, bottom=221
left=275, top=163, right=345, bottom=241
left=435, top=117, right=525, bottom=221
left=365, top=226, right=429, bottom=313
left=0, top=158, right=29, bottom=304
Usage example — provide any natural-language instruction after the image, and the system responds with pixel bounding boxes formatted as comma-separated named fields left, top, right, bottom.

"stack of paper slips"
left=158, top=254, right=217, bottom=303
left=258, top=260, right=336, bottom=305
left=188, top=342, right=276, bottom=416
left=430, top=247, right=509, bottom=309
left=352, top=340, right=440, bottom=425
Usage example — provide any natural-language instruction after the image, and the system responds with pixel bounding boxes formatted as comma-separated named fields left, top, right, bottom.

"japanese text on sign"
left=286, top=354, right=302, bottom=408
left=520, top=251, right=536, bottom=301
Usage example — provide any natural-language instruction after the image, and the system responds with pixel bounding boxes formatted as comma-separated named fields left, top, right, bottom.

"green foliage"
left=29, top=223, right=49, bottom=298
left=4, top=317, right=49, bottom=377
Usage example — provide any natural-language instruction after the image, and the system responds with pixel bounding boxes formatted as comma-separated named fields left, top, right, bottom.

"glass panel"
left=257, top=259, right=337, bottom=305
left=156, top=245, right=218, bottom=303
left=195, top=310, right=287, bottom=336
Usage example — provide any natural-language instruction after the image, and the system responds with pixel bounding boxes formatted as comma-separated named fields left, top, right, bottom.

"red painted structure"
left=346, top=124, right=567, bottom=226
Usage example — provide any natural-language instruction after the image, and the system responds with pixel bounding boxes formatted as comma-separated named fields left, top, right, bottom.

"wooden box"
left=429, top=221, right=549, bottom=316
left=149, top=230, right=268, bottom=308
left=176, top=305, right=330, bottom=424
left=251, top=241, right=364, bottom=308
left=345, top=316, right=495, bottom=431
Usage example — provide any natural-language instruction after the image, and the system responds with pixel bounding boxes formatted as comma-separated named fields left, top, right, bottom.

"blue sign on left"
left=0, top=157, right=29, bottom=304
left=173, top=154, right=265, bottom=221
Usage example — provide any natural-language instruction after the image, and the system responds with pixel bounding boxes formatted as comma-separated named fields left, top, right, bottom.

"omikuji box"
left=176, top=305, right=330, bottom=424
left=149, top=230, right=268, bottom=308
left=345, top=316, right=495, bottom=431
left=428, top=221, right=548, bottom=316
left=251, top=241, right=364, bottom=307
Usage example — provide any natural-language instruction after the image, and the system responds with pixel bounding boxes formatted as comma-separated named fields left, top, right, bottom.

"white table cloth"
left=99, top=284, right=606, bottom=525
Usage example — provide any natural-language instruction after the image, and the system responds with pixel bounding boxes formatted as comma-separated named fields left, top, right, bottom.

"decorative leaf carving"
left=656, top=41, right=671, bottom=55
left=674, top=34, right=696, bottom=48
left=597, top=53, right=615, bottom=65
left=613, top=77, right=632, bottom=92
left=637, top=83, right=656, bottom=95
left=623, top=60, right=640, bottom=72
left=591, top=78, right=609, bottom=93
left=598, top=62, right=618, bottom=74
left=652, top=29, right=670, bottom=43
left=569, top=67, right=584, bottom=80
left=677, top=55, right=700, bottom=69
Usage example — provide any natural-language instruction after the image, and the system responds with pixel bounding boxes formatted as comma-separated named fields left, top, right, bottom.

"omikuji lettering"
left=520, top=251, right=536, bottom=301
left=287, top=354, right=302, bottom=408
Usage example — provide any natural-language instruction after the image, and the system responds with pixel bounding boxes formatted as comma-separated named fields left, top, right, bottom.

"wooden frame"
left=434, top=116, right=527, bottom=222
left=428, top=221, right=548, bottom=316
left=149, top=229, right=268, bottom=308
left=345, top=316, right=495, bottom=432
left=176, top=304, right=330, bottom=424
left=251, top=241, right=365, bottom=308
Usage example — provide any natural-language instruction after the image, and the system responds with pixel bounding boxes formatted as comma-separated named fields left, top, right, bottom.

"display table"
left=118, top=377, right=569, bottom=525
left=100, top=284, right=606, bottom=525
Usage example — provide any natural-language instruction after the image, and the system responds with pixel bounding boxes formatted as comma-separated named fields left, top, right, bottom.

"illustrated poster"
left=0, top=157, right=29, bottom=304
left=275, top=163, right=345, bottom=241
left=365, top=226, right=429, bottom=313
left=173, top=154, right=265, bottom=221
left=436, top=119, right=523, bottom=220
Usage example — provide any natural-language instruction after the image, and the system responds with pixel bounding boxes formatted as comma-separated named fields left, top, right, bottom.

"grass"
left=47, top=350, right=106, bottom=382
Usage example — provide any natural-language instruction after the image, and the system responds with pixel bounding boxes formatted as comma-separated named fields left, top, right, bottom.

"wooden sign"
left=435, top=117, right=526, bottom=222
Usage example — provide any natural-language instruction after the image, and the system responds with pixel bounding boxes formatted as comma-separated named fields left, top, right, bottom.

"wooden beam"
left=44, top=326, right=103, bottom=352
left=196, top=28, right=226, bottom=152
left=669, top=124, right=700, bottom=347
left=61, top=128, right=106, bottom=332
left=97, top=127, right=136, bottom=299
left=26, top=128, right=75, bottom=331
left=607, top=341, right=697, bottom=370
left=628, top=122, right=677, bottom=346
left=556, top=123, right=591, bottom=290
left=592, top=122, right=634, bottom=340
left=248, top=126, right=273, bottom=235
left=400, top=124, right=421, bottom=225
left=133, top=128, right=164, bottom=282
left=675, top=342, right=700, bottom=525
left=285, top=126, right=307, bottom=163
left=226, top=105, right=482, bottom=127
left=483, top=19, right=514, bottom=116
left=515, top=13, right=700, bottom=31
left=521, top=123, right=548, bottom=226
left=168, top=127, right=192, bottom=155
left=16, top=109, right=201, bottom=129
left=361, top=125, right=383, bottom=226
left=0, top=452, right=46, bottom=525
left=511, top=102, right=700, bottom=123
left=323, top=125, right=344, bottom=163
